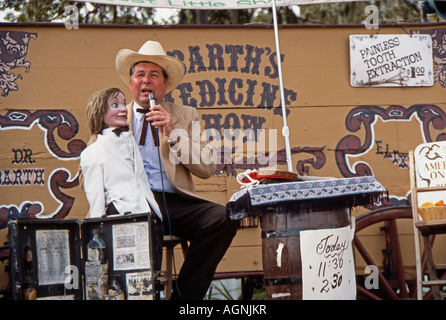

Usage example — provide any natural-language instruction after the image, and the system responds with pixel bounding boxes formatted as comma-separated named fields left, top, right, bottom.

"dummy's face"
left=103, top=92, right=128, bottom=128
left=129, top=62, right=169, bottom=107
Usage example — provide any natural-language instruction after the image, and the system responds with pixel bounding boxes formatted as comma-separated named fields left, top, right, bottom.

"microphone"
left=148, top=92, right=159, bottom=146
left=148, top=92, right=156, bottom=109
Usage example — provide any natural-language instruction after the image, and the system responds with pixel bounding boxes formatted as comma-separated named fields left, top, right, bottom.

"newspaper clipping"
left=112, top=222, right=151, bottom=270
left=35, top=229, right=70, bottom=286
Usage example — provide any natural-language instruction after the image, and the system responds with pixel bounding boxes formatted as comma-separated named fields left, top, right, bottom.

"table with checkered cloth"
left=227, top=176, right=388, bottom=220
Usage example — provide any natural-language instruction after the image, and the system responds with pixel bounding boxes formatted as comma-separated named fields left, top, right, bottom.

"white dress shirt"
left=132, top=102, right=176, bottom=193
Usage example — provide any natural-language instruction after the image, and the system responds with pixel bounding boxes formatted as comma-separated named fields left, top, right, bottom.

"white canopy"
left=75, top=0, right=378, bottom=10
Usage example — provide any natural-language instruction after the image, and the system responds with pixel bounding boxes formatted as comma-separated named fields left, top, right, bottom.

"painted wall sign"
left=0, top=31, right=37, bottom=97
left=164, top=43, right=298, bottom=110
left=350, top=34, right=433, bottom=87
left=336, top=104, right=446, bottom=178
left=412, top=28, right=446, bottom=88
left=0, top=109, right=85, bottom=225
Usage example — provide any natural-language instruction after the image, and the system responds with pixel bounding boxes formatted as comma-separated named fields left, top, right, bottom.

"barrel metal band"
left=262, top=228, right=302, bottom=239
left=264, top=277, right=302, bottom=286
left=261, top=225, right=346, bottom=239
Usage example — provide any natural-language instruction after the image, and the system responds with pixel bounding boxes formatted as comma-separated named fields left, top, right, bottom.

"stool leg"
left=423, top=234, right=441, bottom=300
left=165, top=246, right=173, bottom=299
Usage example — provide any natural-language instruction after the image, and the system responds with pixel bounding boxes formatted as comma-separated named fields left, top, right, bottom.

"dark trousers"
left=152, top=191, right=238, bottom=300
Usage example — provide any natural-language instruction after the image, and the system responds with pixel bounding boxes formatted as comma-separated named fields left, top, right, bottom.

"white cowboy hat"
left=115, top=40, right=186, bottom=93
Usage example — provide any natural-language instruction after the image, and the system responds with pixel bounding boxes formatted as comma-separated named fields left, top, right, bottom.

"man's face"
left=129, top=62, right=169, bottom=107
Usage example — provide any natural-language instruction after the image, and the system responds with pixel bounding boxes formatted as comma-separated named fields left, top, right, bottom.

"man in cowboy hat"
left=115, top=41, right=238, bottom=300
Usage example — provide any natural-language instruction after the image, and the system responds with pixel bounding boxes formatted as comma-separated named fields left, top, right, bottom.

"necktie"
left=112, top=126, right=129, bottom=137
left=136, top=108, right=159, bottom=146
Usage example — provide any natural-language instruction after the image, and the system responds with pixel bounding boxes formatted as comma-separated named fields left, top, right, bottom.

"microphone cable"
left=150, top=93, right=184, bottom=300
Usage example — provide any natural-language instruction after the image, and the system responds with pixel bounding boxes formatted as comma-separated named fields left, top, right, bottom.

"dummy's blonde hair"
left=86, top=87, right=123, bottom=135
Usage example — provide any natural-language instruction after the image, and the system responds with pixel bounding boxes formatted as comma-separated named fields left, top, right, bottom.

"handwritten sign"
left=300, top=225, right=356, bottom=300
left=350, top=34, right=433, bottom=87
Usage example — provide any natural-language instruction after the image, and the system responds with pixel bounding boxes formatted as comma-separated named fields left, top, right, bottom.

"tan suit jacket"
left=127, top=101, right=217, bottom=201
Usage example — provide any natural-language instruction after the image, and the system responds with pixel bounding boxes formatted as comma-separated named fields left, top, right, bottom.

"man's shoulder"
left=163, top=101, right=196, bottom=115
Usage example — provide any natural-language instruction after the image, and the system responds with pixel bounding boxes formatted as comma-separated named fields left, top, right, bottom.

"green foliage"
left=0, top=0, right=155, bottom=24
left=206, top=280, right=236, bottom=300
left=299, top=0, right=423, bottom=25
left=1, top=0, right=72, bottom=22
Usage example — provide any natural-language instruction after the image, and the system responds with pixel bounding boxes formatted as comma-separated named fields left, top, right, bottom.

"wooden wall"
left=1, top=23, right=446, bottom=289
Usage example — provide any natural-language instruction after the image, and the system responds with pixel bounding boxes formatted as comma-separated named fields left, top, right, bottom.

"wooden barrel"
left=261, top=204, right=351, bottom=300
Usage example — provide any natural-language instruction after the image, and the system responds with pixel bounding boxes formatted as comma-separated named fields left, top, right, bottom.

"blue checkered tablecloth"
left=227, top=176, right=387, bottom=220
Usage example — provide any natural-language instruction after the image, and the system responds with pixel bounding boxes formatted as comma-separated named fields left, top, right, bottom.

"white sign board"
left=350, top=34, right=433, bottom=87
left=415, top=141, right=446, bottom=188
left=75, top=0, right=376, bottom=10
left=300, top=225, right=356, bottom=300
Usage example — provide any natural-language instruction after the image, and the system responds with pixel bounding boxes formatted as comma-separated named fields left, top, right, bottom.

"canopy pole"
left=271, top=0, right=293, bottom=173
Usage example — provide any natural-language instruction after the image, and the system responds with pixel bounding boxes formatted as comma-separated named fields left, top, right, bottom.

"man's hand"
left=146, top=104, right=174, bottom=137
